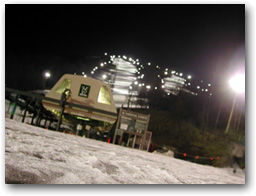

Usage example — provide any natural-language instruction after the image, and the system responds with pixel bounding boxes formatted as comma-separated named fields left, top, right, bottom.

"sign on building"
left=78, top=84, right=90, bottom=98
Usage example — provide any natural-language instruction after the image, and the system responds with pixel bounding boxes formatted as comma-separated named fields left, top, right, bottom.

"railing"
left=5, top=87, right=117, bottom=131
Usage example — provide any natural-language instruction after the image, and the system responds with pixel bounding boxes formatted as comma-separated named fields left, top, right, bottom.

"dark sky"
left=5, top=4, right=245, bottom=90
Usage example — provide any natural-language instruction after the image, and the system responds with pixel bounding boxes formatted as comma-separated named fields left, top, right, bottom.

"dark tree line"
left=133, top=89, right=245, bottom=167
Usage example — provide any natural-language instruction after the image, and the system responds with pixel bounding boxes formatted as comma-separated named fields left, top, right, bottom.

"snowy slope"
left=5, top=118, right=245, bottom=184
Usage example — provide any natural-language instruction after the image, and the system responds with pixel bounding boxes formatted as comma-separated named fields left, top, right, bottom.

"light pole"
left=43, top=71, right=51, bottom=89
left=225, top=74, right=245, bottom=134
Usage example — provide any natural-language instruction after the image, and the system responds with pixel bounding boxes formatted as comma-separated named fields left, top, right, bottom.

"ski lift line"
left=151, top=142, right=220, bottom=160
left=5, top=88, right=117, bottom=118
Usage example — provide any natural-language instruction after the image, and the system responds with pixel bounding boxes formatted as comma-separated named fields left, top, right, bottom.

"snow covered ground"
left=5, top=118, right=245, bottom=184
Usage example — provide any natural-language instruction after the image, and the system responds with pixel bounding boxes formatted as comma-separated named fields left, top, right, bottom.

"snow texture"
left=5, top=118, right=245, bottom=184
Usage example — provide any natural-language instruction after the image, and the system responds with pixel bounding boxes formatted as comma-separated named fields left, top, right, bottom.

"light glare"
left=45, top=72, right=51, bottom=78
left=229, top=74, right=245, bottom=93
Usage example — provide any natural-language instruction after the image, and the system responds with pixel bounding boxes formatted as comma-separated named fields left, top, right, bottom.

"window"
left=97, top=86, right=111, bottom=105
left=54, top=79, right=71, bottom=94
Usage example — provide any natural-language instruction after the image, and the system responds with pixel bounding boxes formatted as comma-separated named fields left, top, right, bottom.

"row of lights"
left=83, top=53, right=213, bottom=96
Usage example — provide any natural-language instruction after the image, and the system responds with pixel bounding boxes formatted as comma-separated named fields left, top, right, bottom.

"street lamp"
left=45, top=72, right=51, bottom=78
left=43, top=71, right=51, bottom=90
left=225, top=74, right=245, bottom=134
left=229, top=74, right=245, bottom=93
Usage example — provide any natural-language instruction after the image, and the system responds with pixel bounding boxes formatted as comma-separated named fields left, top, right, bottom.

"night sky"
left=5, top=4, right=245, bottom=91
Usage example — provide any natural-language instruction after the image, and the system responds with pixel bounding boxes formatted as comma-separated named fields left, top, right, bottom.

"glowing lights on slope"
left=146, top=85, right=151, bottom=90
left=82, top=53, right=213, bottom=101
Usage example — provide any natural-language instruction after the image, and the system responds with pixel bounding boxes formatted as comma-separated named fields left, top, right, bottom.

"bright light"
left=146, top=85, right=151, bottom=89
left=187, top=75, right=192, bottom=79
left=164, top=71, right=168, bottom=75
left=179, top=73, right=183, bottom=76
left=45, top=72, right=51, bottom=78
left=42, top=70, right=52, bottom=82
left=102, top=74, right=107, bottom=79
left=197, top=86, right=200, bottom=89
left=229, top=74, right=245, bottom=93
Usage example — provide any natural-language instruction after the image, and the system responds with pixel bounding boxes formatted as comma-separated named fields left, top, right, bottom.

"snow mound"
left=5, top=118, right=245, bottom=184
left=153, top=150, right=174, bottom=157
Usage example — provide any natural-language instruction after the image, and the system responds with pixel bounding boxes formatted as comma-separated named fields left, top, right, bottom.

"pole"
left=10, top=95, right=19, bottom=119
left=56, top=89, right=70, bottom=131
left=31, top=100, right=37, bottom=125
left=56, top=106, right=64, bottom=131
left=21, top=100, right=29, bottom=123
left=113, top=108, right=122, bottom=144
left=214, top=96, right=224, bottom=131
left=36, top=105, right=42, bottom=126
left=225, top=93, right=237, bottom=134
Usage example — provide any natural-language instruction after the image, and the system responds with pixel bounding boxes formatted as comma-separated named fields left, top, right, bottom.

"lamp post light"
left=45, top=72, right=51, bottom=78
left=225, top=74, right=245, bottom=134
left=43, top=71, right=51, bottom=90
